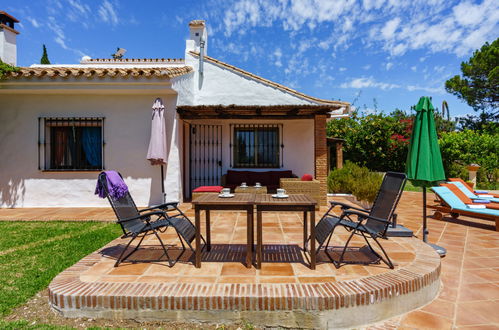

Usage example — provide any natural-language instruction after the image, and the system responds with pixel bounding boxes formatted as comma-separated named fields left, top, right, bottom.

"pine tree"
left=40, top=44, right=50, bottom=64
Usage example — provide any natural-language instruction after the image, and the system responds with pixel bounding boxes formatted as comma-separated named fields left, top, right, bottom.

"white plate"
left=272, top=194, right=289, bottom=198
left=218, top=193, right=235, bottom=198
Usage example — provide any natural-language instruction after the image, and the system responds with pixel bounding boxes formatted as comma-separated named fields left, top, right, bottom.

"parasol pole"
left=423, top=187, right=428, bottom=242
left=161, top=164, right=165, bottom=203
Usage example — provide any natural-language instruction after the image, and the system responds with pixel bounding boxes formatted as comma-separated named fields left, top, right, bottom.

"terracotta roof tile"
left=189, top=51, right=349, bottom=108
left=0, top=11, right=19, bottom=23
left=189, top=20, right=205, bottom=27
left=0, top=23, right=19, bottom=35
left=4, top=66, right=193, bottom=79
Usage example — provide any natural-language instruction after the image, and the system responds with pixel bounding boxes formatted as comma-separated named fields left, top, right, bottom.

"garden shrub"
left=327, top=161, right=383, bottom=203
left=327, top=111, right=412, bottom=172
left=439, top=130, right=498, bottom=189
left=328, top=110, right=496, bottom=189
left=0, top=60, right=19, bottom=79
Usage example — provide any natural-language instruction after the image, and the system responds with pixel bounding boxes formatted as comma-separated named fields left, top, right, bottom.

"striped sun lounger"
left=430, top=186, right=499, bottom=231
left=447, top=181, right=499, bottom=203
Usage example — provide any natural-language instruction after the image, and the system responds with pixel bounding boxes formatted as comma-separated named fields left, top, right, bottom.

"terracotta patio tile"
left=458, top=283, right=499, bottom=301
left=221, top=263, right=256, bottom=276
left=456, top=301, right=499, bottom=326
left=178, top=276, right=217, bottom=283
left=218, top=276, right=256, bottom=284
left=259, top=276, right=297, bottom=283
left=260, top=263, right=294, bottom=276
left=298, top=276, right=336, bottom=283
left=100, top=275, right=139, bottom=282
left=462, top=269, right=499, bottom=284
left=292, top=263, right=334, bottom=276
left=139, top=276, right=179, bottom=283
left=400, top=310, right=453, bottom=329
left=108, top=263, right=151, bottom=276
left=144, top=263, right=187, bottom=276
left=420, top=298, right=455, bottom=319
left=80, top=275, right=102, bottom=282
left=183, top=263, right=222, bottom=276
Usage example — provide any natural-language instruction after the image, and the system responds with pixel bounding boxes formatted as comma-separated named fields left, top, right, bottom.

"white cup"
left=255, top=182, right=261, bottom=187
left=277, top=188, right=286, bottom=196
left=241, top=182, right=247, bottom=187
left=222, top=188, right=231, bottom=195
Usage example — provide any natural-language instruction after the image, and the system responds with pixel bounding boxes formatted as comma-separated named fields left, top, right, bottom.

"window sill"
left=233, top=166, right=281, bottom=169
left=41, top=169, right=103, bottom=173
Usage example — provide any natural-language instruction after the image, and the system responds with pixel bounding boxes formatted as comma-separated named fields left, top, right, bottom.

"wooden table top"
left=191, top=193, right=256, bottom=205
left=254, top=194, right=317, bottom=206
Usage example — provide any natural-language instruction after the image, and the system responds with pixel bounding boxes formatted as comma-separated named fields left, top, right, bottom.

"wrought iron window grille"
left=230, top=124, right=283, bottom=168
left=38, top=117, right=105, bottom=171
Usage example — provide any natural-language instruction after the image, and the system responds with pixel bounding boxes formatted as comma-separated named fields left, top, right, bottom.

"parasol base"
left=386, top=224, right=413, bottom=237
left=427, top=243, right=446, bottom=257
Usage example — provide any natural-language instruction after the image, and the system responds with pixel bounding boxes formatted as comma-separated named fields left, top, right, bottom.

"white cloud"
left=273, top=48, right=283, bottom=67
left=411, top=66, right=417, bottom=72
left=340, top=77, right=399, bottom=90
left=26, top=17, right=40, bottom=28
left=340, top=77, right=445, bottom=94
left=216, top=0, right=497, bottom=59
left=385, top=62, right=393, bottom=70
left=98, top=0, right=119, bottom=26
left=406, top=85, right=444, bottom=94
left=339, top=67, right=347, bottom=72
left=362, top=64, right=371, bottom=70
left=47, top=16, right=86, bottom=58
left=381, top=17, right=400, bottom=39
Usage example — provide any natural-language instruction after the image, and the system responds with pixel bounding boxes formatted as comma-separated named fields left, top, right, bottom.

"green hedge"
left=327, top=111, right=498, bottom=189
left=327, top=161, right=383, bottom=202
left=439, top=130, right=498, bottom=189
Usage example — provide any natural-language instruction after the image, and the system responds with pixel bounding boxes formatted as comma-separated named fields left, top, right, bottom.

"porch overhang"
left=177, top=104, right=348, bottom=119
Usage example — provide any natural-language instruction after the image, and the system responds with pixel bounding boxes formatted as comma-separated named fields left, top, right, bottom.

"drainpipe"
left=199, top=37, right=205, bottom=76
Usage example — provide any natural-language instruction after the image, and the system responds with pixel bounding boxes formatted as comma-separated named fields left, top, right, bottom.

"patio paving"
left=1, top=191, right=498, bottom=328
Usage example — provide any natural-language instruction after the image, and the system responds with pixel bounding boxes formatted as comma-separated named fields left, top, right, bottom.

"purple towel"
left=475, top=190, right=489, bottom=194
left=473, top=199, right=491, bottom=204
left=95, top=171, right=129, bottom=200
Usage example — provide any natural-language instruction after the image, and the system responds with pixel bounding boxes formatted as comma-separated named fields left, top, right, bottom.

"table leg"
left=246, top=208, right=253, bottom=268
left=310, top=209, right=316, bottom=270
left=303, top=211, right=308, bottom=251
left=206, top=210, right=211, bottom=251
left=195, top=207, right=201, bottom=268
left=251, top=210, right=255, bottom=252
left=257, top=210, right=262, bottom=269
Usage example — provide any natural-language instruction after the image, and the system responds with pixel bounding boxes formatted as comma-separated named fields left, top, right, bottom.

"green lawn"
left=403, top=180, right=423, bottom=192
left=0, top=221, right=120, bottom=327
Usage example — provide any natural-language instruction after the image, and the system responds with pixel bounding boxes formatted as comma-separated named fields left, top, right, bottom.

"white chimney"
left=0, top=11, right=19, bottom=66
left=186, top=20, right=207, bottom=55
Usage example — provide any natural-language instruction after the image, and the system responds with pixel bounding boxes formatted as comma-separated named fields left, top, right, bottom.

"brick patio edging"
left=48, top=238, right=441, bottom=328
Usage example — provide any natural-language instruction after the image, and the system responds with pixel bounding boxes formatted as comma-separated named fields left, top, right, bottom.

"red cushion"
left=192, top=186, right=223, bottom=193
left=301, top=174, right=313, bottom=181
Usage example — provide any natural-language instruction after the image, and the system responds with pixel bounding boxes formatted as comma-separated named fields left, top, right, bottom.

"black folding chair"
left=307, top=172, right=407, bottom=269
left=98, top=172, right=205, bottom=267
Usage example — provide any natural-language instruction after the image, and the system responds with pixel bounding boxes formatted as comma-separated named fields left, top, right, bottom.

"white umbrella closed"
left=147, top=98, right=168, bottom=200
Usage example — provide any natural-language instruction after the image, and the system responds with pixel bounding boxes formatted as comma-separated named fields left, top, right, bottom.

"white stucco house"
left=0, top=15, right=349, bottom=208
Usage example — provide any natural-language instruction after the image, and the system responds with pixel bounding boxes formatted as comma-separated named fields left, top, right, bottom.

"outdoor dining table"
left=254, top=194, right=317, bottom=269
left=191, top=193, right=255, bottom=268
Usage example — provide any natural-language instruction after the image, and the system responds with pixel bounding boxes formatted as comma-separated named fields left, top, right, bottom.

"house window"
left=39, top=117, right=104, bottom=171
left=232, top=124, right=282, bottom=168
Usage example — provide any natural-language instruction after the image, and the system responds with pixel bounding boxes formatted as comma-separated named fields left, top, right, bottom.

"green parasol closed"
left=406, top=96, right=446, bottom=186
left=406, top=96, right=446, bottom=254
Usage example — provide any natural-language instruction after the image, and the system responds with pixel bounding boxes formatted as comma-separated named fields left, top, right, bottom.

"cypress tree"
left=40, top=44, right=51, bottom=64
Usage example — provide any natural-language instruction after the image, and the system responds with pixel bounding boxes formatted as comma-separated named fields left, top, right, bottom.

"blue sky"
left=4, top=0, right=498, bottom=117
